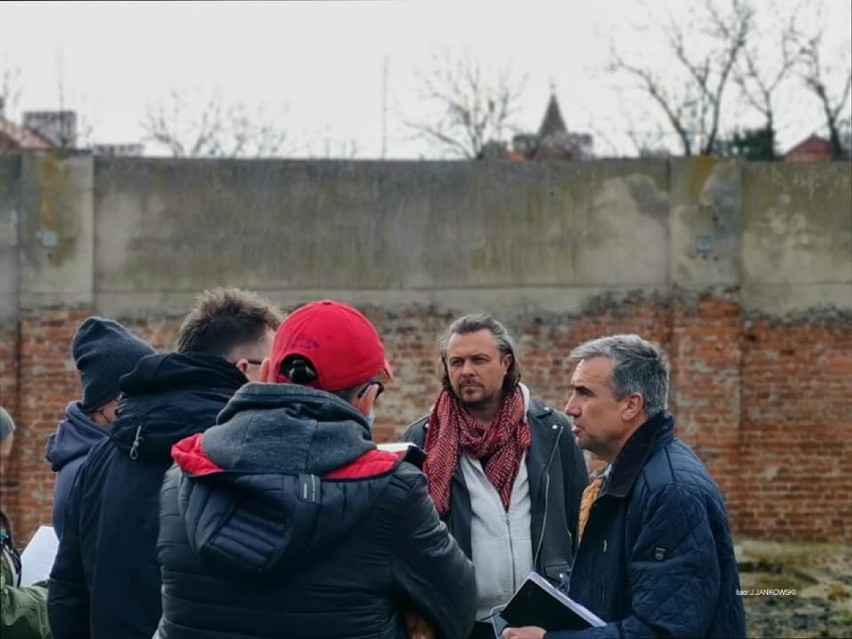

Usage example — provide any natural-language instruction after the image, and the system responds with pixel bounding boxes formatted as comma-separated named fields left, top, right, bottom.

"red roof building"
left=784, top=135, right=833, bottom=163
left=0, top=115, right=56, bottom=153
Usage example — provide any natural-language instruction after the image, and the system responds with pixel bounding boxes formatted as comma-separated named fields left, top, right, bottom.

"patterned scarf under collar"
left=423, top=386, right=530, bottom=516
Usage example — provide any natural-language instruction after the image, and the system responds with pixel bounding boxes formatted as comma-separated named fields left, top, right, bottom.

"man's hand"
left=404, top=609, right=436, bottom=639
left=503, top=626, right=547, bottom=639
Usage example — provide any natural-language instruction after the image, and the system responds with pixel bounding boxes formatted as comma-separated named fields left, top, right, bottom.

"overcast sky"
left=2, top=0, right=850, bottom=158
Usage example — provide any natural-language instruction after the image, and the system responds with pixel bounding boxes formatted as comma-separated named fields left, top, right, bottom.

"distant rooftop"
left=0, top=115, right=55, bottom=151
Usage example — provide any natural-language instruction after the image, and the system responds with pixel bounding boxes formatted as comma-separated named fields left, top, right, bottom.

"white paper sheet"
left=377, top=442, right=415, bottom=452
left=19, top=525, right=59, bottom=586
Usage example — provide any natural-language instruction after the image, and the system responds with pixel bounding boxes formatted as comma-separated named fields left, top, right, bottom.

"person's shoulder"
left=527, top=396, right=570, bottom=425
left=402, top=415, right=429, bottom=447
left=392, top=457, right=428, bottom=485
left=76, top=435, right=117, bottom=474
left=641, top=439, right=721, bottom=499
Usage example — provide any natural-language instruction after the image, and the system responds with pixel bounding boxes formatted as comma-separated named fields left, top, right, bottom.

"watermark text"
left=737, top=588, right=797, bottom=596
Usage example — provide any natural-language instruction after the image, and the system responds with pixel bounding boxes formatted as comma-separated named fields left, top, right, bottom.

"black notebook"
left=496, top=572, right=606, bottom=632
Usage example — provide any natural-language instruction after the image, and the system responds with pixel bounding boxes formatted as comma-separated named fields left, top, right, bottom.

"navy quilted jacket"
left=549, top=412, right=746, bottom=639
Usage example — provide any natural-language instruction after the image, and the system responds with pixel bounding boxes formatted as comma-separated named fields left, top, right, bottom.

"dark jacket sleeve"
left=48, top=463, right=90, bottom=639
left=1, top=549, right=52, bottom=638
left=52, top=458, right=84, bottom=542
left=389, top=464, right=476, bottom=639
left=545, top=484, right=721, bottom=639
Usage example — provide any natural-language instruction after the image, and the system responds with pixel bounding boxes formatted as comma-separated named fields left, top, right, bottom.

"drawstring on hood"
left=108, top=352, right=247, bottom=462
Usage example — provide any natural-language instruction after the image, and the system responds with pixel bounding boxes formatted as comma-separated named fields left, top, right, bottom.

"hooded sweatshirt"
left=45, top=402, right=108, bottom=540
left=156, top=382, right=477, bottom=639
left=48, top=352, right=247, bottom=639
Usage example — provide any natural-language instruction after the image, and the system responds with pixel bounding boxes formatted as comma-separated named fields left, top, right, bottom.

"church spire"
left=538, top=92, right=567, bottom=140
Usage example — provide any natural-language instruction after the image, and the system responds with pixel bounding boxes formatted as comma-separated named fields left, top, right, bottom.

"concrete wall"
left=1, top=152, right=850, bottom=542
left=4, top=154, right=849, bottom=318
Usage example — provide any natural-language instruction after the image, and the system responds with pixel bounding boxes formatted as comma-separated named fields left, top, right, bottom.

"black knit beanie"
left=72, top=317, right=156, bottom=413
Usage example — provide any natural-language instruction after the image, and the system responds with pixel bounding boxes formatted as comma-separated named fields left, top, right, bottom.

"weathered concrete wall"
left=741, top=162, right=852, bottom=315
left=88, top=158, right=677, bottom=315
left=1, top=152, right=850, bottom=543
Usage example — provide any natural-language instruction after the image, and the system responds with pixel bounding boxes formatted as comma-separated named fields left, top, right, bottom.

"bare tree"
left=54, top=55, right=97, bottom=150
left=721, top=2, right=806, bottom=159
left=798, top=30, right=852, bottom=159
left=406, top=51, right=527, bottom=159
left=609, top=0, right=753, bottom=156
left=142, top=90, right=288, bottom=158
left=0, top=66, right=22, bottom=119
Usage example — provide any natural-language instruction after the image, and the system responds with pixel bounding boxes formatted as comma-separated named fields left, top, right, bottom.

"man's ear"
left=352, top=384, right=378, bottom=417
left=260, top=358, right=274, bottom=382
left=622, top=393, right=645, bottom=422
left=234, top=358, right=249, bottom=376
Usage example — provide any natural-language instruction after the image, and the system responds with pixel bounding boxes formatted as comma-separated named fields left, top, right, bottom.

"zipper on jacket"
left=534, top=423, right=564, bottom=568
left=129, top=424, right=143, bottom=460
left=506, top=513, right=517, bottom=592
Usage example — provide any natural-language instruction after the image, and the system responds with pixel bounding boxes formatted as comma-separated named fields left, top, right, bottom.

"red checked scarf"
left=423, top=387, right=531, bottom=516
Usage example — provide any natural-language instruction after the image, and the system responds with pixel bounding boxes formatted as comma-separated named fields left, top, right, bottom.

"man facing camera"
left=405, top=314, right=587, bottom=639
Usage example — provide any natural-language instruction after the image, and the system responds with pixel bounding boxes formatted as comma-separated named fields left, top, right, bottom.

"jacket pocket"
left=542, top=561, right=571, bottom=586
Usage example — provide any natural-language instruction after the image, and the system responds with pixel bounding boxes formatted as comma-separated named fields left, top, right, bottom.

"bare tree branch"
left=141, top=90, right=288, bottom=158
left=608, top=0, right=754, bottom=156
left=798, top=29, right=852, bottom=158
left=406, top=50, right=527, bottom=159
left=0, top=66, right=22, bottom=118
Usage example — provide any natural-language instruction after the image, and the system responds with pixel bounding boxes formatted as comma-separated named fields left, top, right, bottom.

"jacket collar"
left=602, top=411, right=674, bottom=499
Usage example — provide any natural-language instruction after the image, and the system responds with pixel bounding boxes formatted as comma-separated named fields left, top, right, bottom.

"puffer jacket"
left=48, top=353, right=247, bottom=639
left=549, top=412, right=746, bottom=639
left=45, top=402, right=108, bottom=540
left=157, top=382, right=477, bottom=639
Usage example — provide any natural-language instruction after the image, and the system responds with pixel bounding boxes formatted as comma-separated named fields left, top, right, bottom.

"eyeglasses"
left=357, top=379, right=384, bottom=401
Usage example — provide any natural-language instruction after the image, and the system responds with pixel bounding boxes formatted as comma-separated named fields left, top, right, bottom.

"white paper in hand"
left=377, top=442, right=414, bottom=453
left=19, top=525, right=59, bottom=586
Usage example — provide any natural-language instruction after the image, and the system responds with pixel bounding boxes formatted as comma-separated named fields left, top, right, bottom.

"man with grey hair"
left=503, top=334, right=745, bottom=639
left=405, top=314, right=587, bottom=639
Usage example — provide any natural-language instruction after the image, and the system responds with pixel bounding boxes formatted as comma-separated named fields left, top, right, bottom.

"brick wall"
left=1, top=295, right=850, bottom=544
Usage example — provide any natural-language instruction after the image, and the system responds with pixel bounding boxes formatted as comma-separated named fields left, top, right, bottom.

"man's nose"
left=564, top=398, right=579, bottom=416
left=460, top=360, right=475, bottom=376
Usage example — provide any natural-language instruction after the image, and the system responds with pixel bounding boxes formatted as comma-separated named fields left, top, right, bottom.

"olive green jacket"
left=1, top=542, right=52, bottom=638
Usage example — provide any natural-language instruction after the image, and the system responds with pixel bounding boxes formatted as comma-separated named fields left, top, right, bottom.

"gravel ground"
left=737, top=540, right=852, bottom=639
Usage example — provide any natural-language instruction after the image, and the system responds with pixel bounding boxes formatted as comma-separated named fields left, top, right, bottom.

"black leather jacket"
left=403, top=395, right=588, bottom=585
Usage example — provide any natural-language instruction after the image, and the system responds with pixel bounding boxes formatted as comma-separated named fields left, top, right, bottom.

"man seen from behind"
left=45, top=317, right=156, bottom=540
left=48, top=288, right=281, bottom=639
left=156, top=299, right=477, bottom=639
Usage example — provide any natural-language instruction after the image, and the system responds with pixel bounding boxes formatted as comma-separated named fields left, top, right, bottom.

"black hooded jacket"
left=156, top=382, right=477, bottom=639
left=48, top=353, right=247, bottom=639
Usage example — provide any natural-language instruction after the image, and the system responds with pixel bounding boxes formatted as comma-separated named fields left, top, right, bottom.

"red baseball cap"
left=269, top=300, right=393, bottom=391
